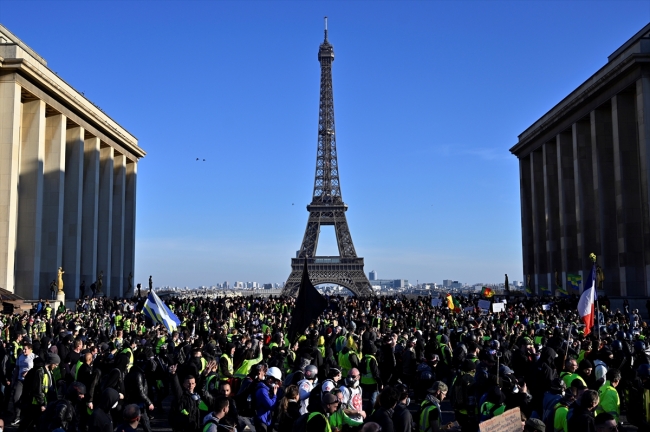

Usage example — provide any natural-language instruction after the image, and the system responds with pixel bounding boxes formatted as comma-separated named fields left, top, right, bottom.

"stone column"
left=0, top=80, right=21, bottom=293
left=80, top=136, right=99, bottom=290
left=123, top=160, right=137, bottom=296
left=573, top=119, right=595, bottom=289
left=111, top=153, right=126, bottom=296
left=558, top=130, right=578, bottom=292
left=636, top=72, right=650, bottom=296
left=97, top=145, right=113, bottom=296
left=40, top=113, right=66, bottom=300
left=592, top=105, right=620, bottom=293
left=531, top=149, right=547, bottom=294
left=543, top=140, right=560, bottom=294
left=62, top=126, right=84, bottom=297
left=520, top=155, right=534, bottom=291
left=612, top=90, right=644, bottom=296
left=15, top=99, right=45, bottom=299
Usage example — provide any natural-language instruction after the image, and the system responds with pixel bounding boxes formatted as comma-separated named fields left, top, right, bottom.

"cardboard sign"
left=479, top=407, right=521, bottom=432
left=478, top=300, right=491, bottom=311
left=431, top=298, right=442, bottom=307
left=492, top=302, right=505, bottom=313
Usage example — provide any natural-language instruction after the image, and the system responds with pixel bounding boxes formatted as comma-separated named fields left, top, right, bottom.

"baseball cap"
left=525, top=418, right=545, bottom=432
left=322, top=393, right=338, bottom=404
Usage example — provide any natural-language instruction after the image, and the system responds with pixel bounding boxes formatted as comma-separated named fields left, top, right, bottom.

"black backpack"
left=450, top=372, right=475, bottom=410
left=291, top=413, right=311, bottom=432
left=307, top=379, right=335, bottom=412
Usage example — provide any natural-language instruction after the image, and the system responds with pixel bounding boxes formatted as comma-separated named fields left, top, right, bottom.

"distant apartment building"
left=369, top=270, right=377, bottom=281
left=369, top=279, right=408, bottom=290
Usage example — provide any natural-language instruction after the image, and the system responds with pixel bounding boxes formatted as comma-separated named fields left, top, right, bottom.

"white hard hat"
left=266, top=366, right=282, bottom=381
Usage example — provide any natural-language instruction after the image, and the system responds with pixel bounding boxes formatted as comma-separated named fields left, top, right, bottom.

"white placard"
left=492, top=303, right=505, bottom=313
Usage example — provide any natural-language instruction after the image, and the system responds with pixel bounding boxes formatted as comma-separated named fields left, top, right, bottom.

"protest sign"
left=542, top=304, right=552, bottom=311
left=492, top=302, right=505, bottom=313
left=479, top=407, right=521, bottom=432
left=478, top=300, right=491, bottom=311
left=431, top=298, right=442, bottom=307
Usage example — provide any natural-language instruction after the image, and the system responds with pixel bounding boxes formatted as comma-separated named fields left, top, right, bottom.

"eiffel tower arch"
left=282, top=18, right=373, bottom=298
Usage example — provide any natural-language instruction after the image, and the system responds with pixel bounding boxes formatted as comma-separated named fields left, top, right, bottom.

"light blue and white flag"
left=143, top=291, right=181, bottom=332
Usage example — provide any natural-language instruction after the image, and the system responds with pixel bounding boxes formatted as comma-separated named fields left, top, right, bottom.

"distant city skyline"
left=3, top=1, right=647, bottom=288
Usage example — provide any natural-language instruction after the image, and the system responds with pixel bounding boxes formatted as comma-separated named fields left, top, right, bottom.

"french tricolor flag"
left=578, top=264, right=597, bottom=336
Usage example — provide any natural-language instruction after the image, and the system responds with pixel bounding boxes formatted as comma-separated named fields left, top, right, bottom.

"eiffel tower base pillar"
left=282, top=257, right=374, bottom=297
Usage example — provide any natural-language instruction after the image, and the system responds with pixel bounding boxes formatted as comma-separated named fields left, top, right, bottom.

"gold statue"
left=57, top=267, right=65, bottom=292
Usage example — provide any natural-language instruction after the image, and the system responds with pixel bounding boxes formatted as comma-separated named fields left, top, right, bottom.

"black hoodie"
left=88, top=388, right=118, bottom=432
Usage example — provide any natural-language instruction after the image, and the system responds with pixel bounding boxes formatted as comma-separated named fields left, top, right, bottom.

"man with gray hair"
left=419, top=381, right=448, bottom=432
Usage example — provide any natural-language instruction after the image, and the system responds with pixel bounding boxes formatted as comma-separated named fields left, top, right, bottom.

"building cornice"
left=510, top=52, right=650, bottom=157
left=0, top=52, right=144, bottom=159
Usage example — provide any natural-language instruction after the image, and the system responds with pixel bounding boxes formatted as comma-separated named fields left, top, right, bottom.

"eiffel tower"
left=282, top=18, right=373, bottom=297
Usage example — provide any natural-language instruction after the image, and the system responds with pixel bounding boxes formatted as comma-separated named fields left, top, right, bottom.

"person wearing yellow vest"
left=44, top=303, right=52, bottom=320
left=328, top=388, right=364, bottom=430
left=121, top=340, right=136, bottom=372
left=306, top=392, right=340, bottom=432
left=419, top=381, right=448, bottom=432
left=360, top=344, right=381, bottom=408
left=560, top=358, right=586, bottom=388
left=234, top=340, right=263, bottom=379
left=479, top=386, right=506, bottom=422
left=596, top=368, right=621, bottom=423
left=338, top=345, right=360, bottom=378
left=18, top=353, right=60, bottom=430
left=219, top=343, right=236, bottom=382
left=201, top=397, right=229, bottom=432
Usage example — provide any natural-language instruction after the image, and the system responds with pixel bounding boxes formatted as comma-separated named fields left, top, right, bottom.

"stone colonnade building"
left=510, top=24, right=650, bottom=297
left=0, top=25, right=145, bottom=299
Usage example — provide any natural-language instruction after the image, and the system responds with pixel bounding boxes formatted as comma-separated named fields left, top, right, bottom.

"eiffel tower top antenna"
left=324, top=16, right=328, bottom=41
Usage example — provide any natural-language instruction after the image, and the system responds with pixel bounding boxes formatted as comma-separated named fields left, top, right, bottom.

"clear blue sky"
left=3, top=1, right=649, bottom=288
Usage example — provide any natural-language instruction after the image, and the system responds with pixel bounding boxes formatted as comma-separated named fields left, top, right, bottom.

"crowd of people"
left=0, top=292, right=647, bottom=432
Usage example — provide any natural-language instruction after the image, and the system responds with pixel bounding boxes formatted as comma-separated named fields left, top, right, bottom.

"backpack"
left=416, top=363, right=433, bottom=381
left=40, top=398, right=74, bottom=432
left=544, top=401, right=567, bottom=432
left=284, top=370, right=304, bottom=387
left=99, top=368, right=121, bottom=393
left=450, top=372, right=475, bottom=410
left=291, top=413, right=310, bottom=432
left=307, top=379, right=334, bottom=411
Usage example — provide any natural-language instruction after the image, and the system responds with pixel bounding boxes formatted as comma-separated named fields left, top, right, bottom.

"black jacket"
left=367, top=407, right=395, bottom=432
left=88, top=388, right=118, bottom=432
left=23, top=357, right=48, bottom=407
left=393, top=402, right=413, bottom=432
left=77, top=362, right=99, bottom=403
left=41, top=389, right=82, bottom=432
left=169, top=372, right=214, bottom=432
left=567, top=402, right=596, bottom=432
left=124, top=364, right=153, bottom=406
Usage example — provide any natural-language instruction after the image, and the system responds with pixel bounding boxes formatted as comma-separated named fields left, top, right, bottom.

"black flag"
left=287, top=259, right=328, bottom=343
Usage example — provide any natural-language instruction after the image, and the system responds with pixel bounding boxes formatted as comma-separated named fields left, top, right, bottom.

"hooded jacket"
left=88, top=388, right=118, bottom=432
left=254, top=380, right=278, bottom=426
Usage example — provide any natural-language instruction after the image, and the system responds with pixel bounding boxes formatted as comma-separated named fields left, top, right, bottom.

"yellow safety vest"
left=219, top=354, right=233, bottom=381
left=360, top=355, right=377, bottom=385
left=419, top=400, right=439, bottom=432
left=307, top=412, right=332, bottom=432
